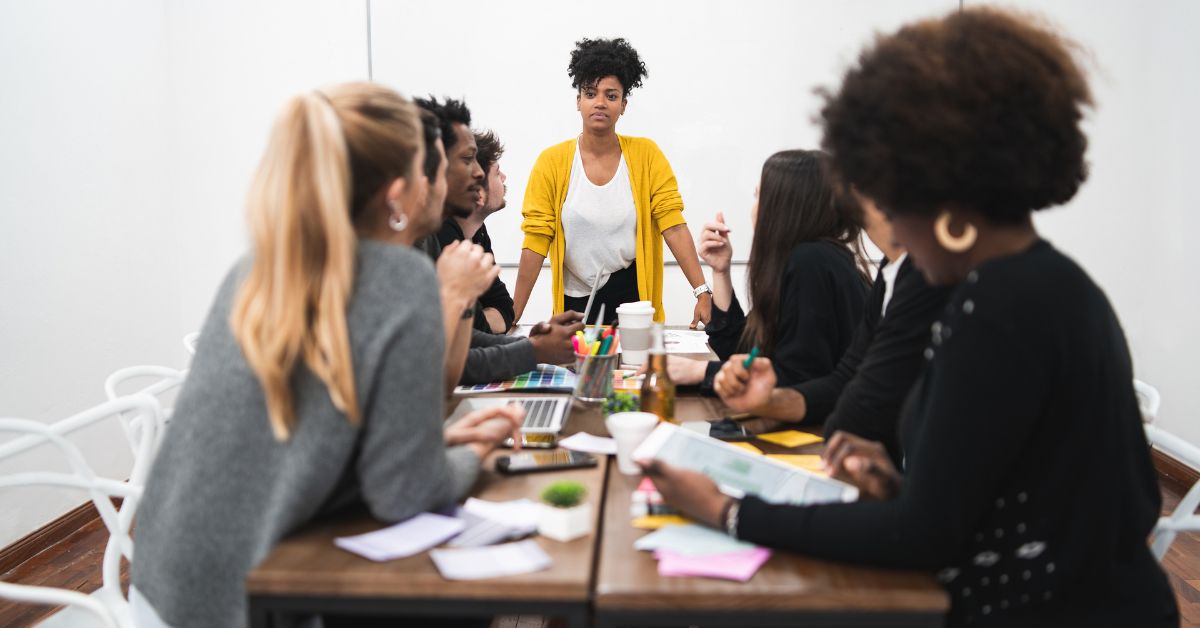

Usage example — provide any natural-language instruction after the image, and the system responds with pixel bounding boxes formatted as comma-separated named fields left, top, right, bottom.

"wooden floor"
left=2, top=481, right=1197, bottom=627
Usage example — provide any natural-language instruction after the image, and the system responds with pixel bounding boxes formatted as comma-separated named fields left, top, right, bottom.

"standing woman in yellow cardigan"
left=513, top=37, right=711, bottom=327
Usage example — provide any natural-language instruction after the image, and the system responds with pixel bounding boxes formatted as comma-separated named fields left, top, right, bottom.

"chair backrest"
left=1133, top=378, right=1161, bottom=424
left=1139, top=379, right=1200, bottom=561
left=104, top=364, right=186, bottom=456
left=182, top=331, right=200, bottom=356
left=0, top=394, right=162, bottom=628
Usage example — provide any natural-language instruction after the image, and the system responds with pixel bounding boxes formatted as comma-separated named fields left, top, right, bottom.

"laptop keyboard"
left=520, top=398, right=561, bottom=429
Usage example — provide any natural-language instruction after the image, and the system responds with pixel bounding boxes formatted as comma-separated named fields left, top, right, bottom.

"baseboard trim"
left=0, top=502, right=98, bottom=575
left=1152, top=447, right=1200, bottom=493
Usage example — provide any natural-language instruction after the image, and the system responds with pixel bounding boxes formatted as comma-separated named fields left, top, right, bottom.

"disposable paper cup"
left=616, top=301, right=655, bottom=367
left=605, top=411, right=660, bottom=475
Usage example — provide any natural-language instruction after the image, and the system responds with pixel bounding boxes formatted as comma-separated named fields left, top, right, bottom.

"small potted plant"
left=603, top=391, right=640, bottom=416
left=538, top=480, right=592, bottom=542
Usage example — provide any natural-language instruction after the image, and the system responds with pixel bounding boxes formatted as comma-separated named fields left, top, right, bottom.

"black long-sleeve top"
left=795, top=257, right=953, bottom=464
left=436, top=218, right=515, bottom=333
left=735, top=240, right=1177, bottom=627
left=702, top=241, right=868, bottom=391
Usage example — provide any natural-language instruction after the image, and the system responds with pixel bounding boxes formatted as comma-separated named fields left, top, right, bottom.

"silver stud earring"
left=387, top=199, right=408, bottom=232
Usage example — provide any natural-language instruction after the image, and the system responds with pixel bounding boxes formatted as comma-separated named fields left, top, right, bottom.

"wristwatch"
left=692, top=283, right=713, bottom=298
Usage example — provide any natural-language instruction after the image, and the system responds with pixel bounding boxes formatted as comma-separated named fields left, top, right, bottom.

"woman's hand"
left=437, top=240, right=499, bottom=303
left=444, top=403, right=526, bottom=459
left=691, top=293, right=712, bottom=330
left=637, top=356, right=708, bottom=385
left=822, top=431, right=903, bottom=500
left=714, top=355, right=775, bottom=412
left=638, top=459, right=728, bottom=528
left=697, top=213, right=733, bottom=273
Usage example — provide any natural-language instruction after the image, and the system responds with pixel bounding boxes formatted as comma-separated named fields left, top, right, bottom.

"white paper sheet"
left=557, top=432, right=618, bottom=455
left=662, top=329, right=711, bottom=354
left=430, top=539, right=553, bottom=580
left=633, top=523, right=758, bottom=556
left=334, top=513, right=465, bottom=562
left=462, top=497, right=542, bottom=530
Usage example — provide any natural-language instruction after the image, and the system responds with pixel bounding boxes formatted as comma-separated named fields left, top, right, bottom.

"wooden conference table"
left=247, top=351, right=948, bottom=627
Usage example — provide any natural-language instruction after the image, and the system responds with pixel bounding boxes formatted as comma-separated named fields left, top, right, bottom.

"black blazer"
left=794, top=256, right=953, bottom=464
left=702, top=241, right=868, bottom=391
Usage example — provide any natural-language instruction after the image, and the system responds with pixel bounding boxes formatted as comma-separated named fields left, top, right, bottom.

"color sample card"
left=632, top=514, right=693, bottom=530
left=612, top=369, right=643, bottom=392
left=454, top=364, right=576, bottom=394
left=757, top=430, right=824, bottom=448
left=766, top=454, right=827, bottom=475
left=729, top=441, right=763, bottom=455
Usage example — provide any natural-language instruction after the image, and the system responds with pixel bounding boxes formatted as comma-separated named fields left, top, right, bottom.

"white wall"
left=0, top=0, right=177, bottom=547
left=0, top=0, right=368, bottom=547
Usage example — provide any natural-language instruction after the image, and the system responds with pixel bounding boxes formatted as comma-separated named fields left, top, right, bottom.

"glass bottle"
left=639, top=323, right=676, bottom=423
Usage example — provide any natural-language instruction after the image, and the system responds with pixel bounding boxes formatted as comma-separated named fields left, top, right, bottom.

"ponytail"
left=231, top=92, right=360, bottom=440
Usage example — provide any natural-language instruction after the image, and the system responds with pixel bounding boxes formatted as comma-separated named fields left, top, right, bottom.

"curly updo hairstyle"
left=819, top=7, right=1093, bottom=224
left=568, top=37, right=648, bottom=97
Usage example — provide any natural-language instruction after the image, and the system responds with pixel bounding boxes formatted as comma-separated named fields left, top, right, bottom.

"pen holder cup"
left=573, top=352, right=618, bottom=403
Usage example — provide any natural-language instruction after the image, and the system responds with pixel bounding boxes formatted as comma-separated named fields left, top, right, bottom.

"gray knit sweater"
left=132, top=241, right=480, bottom=628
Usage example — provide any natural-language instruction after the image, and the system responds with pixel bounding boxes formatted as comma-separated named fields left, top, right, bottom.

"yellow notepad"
left=730, top=441, right=763, bottom=455
left=758, top=430, right=824, bottom=448
left=631, top=514, right=692, bottom=530
left=767, top=454, right=827, bottom=475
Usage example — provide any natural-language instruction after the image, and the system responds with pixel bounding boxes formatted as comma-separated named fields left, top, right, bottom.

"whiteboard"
left=370, top=0, right=957, bottom=266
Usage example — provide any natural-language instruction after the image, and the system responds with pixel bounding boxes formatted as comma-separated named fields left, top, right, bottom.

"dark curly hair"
left=818, top=7, right=1093, bottom=224
left=474, top=130, right=504, bottom=174
left=418, top=108, right=442, bottom=180
left=568, top=37, right=648, bottom=96
left=414, top=96, right=472, bottom=153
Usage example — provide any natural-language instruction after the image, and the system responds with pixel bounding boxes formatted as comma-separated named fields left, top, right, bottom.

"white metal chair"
left=181, top=331, right=200, bottom=357
left=103, top=365, right=186, bottom=456
left=1135, top=379, right=1200, bottom=561
left=0, top=395, right=162, bottom=628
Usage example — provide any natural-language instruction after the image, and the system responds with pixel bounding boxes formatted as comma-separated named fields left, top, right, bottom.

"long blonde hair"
left=231, top=82, right=422, bottom=440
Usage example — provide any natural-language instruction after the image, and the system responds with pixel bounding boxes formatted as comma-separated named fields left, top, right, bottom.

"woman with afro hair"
left=514, top=37, right=711, bottom=328
left=639, top=8, right=1178, bottom=627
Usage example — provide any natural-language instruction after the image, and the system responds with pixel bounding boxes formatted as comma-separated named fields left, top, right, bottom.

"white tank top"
left=561, top=143, right=638, bottom=297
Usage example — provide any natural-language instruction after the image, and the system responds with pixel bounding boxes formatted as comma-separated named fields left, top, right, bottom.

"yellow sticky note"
left=758, top=430, right=824, bottom=448
left=729, top=441, right=763, bottom=455
left=631, top=514, right=692, bottom=530
left=767, top=454, right=827, bottom=475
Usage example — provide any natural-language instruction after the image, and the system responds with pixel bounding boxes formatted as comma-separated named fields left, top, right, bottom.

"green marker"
left=742, top=346, right=760, bottom=369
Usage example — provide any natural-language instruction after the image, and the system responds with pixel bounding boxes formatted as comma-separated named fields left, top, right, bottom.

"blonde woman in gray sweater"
left=131, top=83, right=521, bottom=628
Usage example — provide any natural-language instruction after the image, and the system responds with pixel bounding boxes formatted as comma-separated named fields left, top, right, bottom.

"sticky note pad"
left=767, top=454, right=826, bottom=475
left=729, top=441, right=762, bottom=455
left=757, top=430, right=824, bottom=448
left=631, top=514, right=692, bottom=530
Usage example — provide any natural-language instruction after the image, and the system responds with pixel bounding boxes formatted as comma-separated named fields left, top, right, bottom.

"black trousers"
left=562, top=261, right=639, bottom=326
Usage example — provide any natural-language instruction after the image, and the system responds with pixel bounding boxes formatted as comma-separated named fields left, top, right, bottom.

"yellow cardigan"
left=520, top=135, right=686, bottom=322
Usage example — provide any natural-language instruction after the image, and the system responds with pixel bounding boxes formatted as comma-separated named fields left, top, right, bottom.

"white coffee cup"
left=605, top=411, right=660, bottom=475
left=616, top=301, right=655, bottom=366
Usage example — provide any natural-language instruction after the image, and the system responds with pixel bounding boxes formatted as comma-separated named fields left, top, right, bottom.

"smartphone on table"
left=680, top=418, right=753, bottom=441
left=496, top=450, right=598, bottom=474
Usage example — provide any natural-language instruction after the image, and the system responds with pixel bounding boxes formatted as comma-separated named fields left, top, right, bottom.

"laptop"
left=446, top=394, right=571, bottom=436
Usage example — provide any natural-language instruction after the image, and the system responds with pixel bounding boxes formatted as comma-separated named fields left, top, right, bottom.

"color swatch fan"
left=455, top=364, right=577, bottom=394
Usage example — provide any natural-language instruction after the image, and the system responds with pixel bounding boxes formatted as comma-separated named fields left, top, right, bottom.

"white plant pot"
left=538, top=502, right=593, bottom=542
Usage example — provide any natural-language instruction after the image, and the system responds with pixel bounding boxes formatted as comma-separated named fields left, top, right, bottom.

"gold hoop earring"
left=934, top=210, right=977, bottom=253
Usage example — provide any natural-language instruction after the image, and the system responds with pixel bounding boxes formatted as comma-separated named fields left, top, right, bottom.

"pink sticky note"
left=654, top=547, right=772, bottom=582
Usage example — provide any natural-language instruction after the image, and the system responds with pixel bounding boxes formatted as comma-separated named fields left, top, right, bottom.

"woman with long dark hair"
left=666, top=149, right=871, bottom=390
